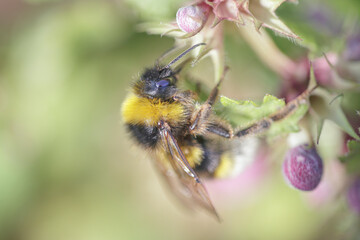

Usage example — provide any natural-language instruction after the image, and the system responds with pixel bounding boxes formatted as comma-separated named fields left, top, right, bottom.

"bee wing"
left=156, top=121, right=220, bottom=220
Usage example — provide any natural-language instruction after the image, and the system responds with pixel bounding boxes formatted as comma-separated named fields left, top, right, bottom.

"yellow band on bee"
left=182, top=145, right=203, bottom=168
left=214, top=152, right=232, bottom=178
left=122, top=94, right=185, bottom=126
left=154, top=144, right=203, bottom=169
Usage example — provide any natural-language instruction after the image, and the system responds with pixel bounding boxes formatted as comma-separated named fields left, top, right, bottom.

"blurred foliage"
left=341, top=140, right=360, bottom=174
left=276, top=0, right=360, bottom=59
left=123, top=0, right=183, bottom=20
left=0, top=0, right=359, bottom=240
left=277, top=1, right=346, bottom=56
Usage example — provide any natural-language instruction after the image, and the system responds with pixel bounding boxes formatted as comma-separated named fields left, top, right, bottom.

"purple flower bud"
left=283, top=144, right=323, bottom=191
left=347, top=178, right=360, bottom=214
left=176, top=3, right=210, bottom=33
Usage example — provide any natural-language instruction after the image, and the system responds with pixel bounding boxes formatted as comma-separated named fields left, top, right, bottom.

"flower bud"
left=313, top=53, right=337, bottom=87
left=347, top=178, right=360, bottom=214
left=283, top=144, right=323, bottom=191
left=176, top=3, right=210, bottom=33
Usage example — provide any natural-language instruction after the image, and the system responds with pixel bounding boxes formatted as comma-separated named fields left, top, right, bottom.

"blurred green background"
left=0, top=0, right=359, bottom=240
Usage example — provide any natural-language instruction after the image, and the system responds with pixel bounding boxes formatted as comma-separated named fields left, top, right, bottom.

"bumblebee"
left=121, top=43, right=309, bottom=220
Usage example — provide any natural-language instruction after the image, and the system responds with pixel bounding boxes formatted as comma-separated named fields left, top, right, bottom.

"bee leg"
left=234, top=88, right=314, bottom=137
left=172, top=90, right=197, bottom=104
left=199, top=101, right=296, bottom=139
left=193, top=77, right=314, bottom=138
left=189, top=67, right=229, bottom=135
left=206, top=121, right=234, bottom=138
left=235, top=119, right=272, bottom=137
left=206, top=118, right=272, bottom=139
left=203, top=118, right=271, bottom=139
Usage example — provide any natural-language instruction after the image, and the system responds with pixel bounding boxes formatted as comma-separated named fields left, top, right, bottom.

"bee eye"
left=156, top=79, right=170, bottom=88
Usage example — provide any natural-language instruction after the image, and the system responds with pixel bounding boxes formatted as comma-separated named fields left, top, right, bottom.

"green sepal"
left=310, top=89, right=360, bottom=140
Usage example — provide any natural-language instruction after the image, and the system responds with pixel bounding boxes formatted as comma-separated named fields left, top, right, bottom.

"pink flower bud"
left=283, top=144, right=323, bottom=191
left=313, top=53, right=337, bottom=87
left=176, top=3, right=210, bottom=33
left=347, top=178, right=360, bottom=214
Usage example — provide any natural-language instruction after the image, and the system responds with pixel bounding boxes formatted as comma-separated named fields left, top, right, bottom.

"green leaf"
left=218, top=94, right=309, bottom=138
left=340, top=140, right=360, bottom=174
left=219, top=94, right=285, bottom=128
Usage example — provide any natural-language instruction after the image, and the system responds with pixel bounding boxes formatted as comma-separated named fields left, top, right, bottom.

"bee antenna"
left=162, top=43, right=206, bottom=71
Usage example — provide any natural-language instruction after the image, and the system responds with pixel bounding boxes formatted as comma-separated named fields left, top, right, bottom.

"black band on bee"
left=194, top=141, right=221, bottom=175
left=127, top=124, right=159, bottom=149
left=186, top=136, right=221, bottom=175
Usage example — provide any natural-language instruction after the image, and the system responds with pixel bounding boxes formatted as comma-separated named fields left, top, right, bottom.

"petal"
left=212, top=0, right=243, bottom=23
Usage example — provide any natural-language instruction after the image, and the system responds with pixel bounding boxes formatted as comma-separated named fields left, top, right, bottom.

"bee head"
left=134, top=67, right=178, bottom=100
left=132, top=43, right=206, bottom=100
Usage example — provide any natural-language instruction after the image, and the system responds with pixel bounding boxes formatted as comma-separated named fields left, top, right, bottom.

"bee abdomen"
left=194, top=145, right=221, bottom=175
left=126, top=124, right=159, bottom=149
